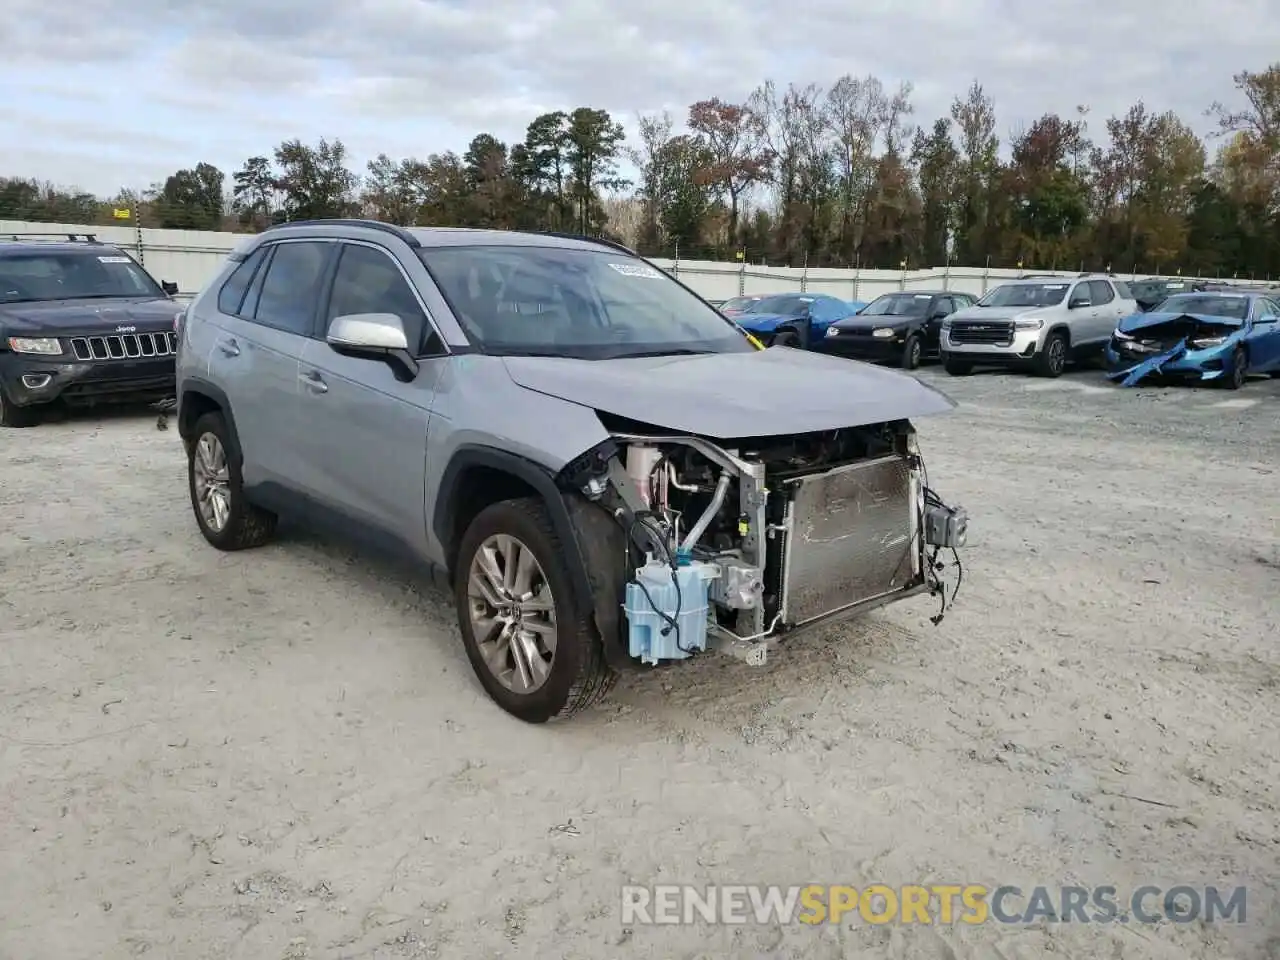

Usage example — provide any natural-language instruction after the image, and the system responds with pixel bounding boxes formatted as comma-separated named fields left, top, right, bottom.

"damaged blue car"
left=1104, top=291, right=1280, bottom=389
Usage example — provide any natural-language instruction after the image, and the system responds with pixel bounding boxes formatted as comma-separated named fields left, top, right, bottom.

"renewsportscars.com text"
left=620, top=884, right=1247, bottom=925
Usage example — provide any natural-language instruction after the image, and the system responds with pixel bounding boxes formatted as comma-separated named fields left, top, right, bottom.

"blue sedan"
left=732, top=293, right=862, bottom=349
left=1104, top=291, right=1280, bottom=389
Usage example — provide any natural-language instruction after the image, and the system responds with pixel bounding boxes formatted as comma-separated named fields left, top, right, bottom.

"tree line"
left=2, top=64, right=1278, bottom=277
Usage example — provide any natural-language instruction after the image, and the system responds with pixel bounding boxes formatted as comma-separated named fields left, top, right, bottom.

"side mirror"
left=930, top=309, right=948, bottom=320
left=1068, top=296, right=1090, bottom=309
left=326, top=312, right=419, bottom=381
left=161, top=280, right=179, bottom=295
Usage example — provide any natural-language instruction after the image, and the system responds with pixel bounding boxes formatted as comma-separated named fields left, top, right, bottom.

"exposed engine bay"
left=1114, top=315, right=1242, bottom=354
left=558, top=415, right=968, bottom=667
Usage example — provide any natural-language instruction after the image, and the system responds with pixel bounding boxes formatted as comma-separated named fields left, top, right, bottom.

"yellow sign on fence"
left=112, top=208, right=131, bottom=220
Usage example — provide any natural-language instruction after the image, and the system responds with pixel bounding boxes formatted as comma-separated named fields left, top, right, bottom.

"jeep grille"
left=68, top=332, right=177, bottom=361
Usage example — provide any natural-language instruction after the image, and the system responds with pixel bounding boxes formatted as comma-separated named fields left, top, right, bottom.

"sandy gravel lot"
left=2, top=370, right=1278, bottom=960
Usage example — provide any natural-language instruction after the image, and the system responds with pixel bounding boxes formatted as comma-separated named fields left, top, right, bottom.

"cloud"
left=0, top=0, right=1274, bottom=195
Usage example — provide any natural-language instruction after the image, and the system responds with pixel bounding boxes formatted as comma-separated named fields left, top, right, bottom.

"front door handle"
left=299, top=370, right=328, bottom=393
left=217, top=338, right=240, bottom=357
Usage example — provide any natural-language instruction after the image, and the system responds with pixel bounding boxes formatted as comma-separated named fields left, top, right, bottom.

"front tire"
left=943, top=357, right=974, bottom=376
left=187, top=412, right=277, bottom=550
left=1224, top=346, right=1248, bottom=390
left=901, top=334, right=922, bottom=370
left=454, top=498, right=616, bottom=723
left=0, top=387, right=40, bottom=428
left=772, top=329, right=801, bottom=348
left=1035, top=332, right=1068, bottom=378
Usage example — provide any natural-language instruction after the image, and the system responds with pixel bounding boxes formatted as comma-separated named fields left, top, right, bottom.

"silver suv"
left=941, top=274, right=1137, bottom=377
left=174, top=220, right=968, bottom=723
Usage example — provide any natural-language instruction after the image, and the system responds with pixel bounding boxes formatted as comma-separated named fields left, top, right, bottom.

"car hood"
left=0, top=297, right=178, bottom=334
left=831, top=313, right=919, bottom=331
left=734, top=312, right=799, bottom=333
left=1117, top=310, right=1245, bottom=334
left=948, top=306, right=1051, bottom=322
left=502, top=349, right=955, bottom=438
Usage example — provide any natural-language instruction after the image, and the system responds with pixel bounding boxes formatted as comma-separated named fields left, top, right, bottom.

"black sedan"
left=820, top=290, right=977, bottom=369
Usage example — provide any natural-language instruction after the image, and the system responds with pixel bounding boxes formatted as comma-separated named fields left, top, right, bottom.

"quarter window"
left=252, top=241, right=331, bottom=336
left=216, top=247, right=267, bottom=317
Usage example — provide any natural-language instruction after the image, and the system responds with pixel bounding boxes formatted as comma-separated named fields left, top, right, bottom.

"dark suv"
left=0, top=233, right=183, bottom=427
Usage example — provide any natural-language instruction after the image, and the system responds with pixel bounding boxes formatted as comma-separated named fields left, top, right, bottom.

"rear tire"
left=0, top=388, right=40, bottom=428
left=1035, top=331, right=1068, bottom=378
left=187, top=411, right=278, bottom=550
left=454, top=498, right=616, bottom=723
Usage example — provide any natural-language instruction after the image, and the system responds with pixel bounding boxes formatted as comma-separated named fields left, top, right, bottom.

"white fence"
left=2, top=218, right=1267, bottom=304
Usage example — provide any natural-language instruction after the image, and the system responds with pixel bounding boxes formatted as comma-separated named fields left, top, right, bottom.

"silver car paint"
left=178, top=225, right=956, bottom=573
left=502, top=348, right=955, bottom=438
left=944, top=277, right=1135, bottom=358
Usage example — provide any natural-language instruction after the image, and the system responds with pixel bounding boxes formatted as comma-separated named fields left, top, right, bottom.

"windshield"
left=741, top=294, right=813, bottom=316
left=416, top=245, right=755, bottom=358
left=976, top=282, right=1069, bottom=308
left=860, top=293, right=933, bottom=317
left=1154, top=294, right=1250, bottom=320
left=0, top=251, right=164, bottom=303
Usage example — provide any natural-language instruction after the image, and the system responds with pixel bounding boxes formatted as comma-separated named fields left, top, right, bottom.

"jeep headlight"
left=872, top=328, right=895, bottom=338
left=7, top=337, right=61, bottom=355
left=1013, top=318, right=1043, bottom=330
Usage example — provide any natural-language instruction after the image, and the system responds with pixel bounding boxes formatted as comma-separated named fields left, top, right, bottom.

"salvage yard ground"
left=2, top=371, right=1278, bottom=960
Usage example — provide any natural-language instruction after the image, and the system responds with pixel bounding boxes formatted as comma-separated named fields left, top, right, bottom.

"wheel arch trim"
left=178, top=377, right=242, bottom=457
left=433, top=444, right=595, bottom=611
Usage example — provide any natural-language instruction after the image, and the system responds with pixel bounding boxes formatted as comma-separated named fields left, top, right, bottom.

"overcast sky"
left=0, top=0, right=1274, bottom=196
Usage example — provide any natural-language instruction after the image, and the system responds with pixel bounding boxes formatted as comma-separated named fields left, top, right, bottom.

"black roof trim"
left=263, top=218, right=420, bottom=247
left=1, top=232, right=101, bottom=244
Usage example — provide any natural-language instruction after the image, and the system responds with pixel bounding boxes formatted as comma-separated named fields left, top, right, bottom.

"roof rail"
left=2, top=232, right=100, bottom=243
left=263, top=218, right=420, bottom=247
left=529, top=230, right=638, bottom=256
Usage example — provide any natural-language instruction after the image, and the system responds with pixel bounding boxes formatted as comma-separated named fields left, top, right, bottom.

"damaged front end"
left=556, top=416, right=967, bottom=668
left=1105, top=314, right=1247, bottom=387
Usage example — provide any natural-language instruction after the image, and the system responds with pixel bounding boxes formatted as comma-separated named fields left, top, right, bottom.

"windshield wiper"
left=60, top=294, right=142, bottom=300
left=601, top=348, right=714, bottom=359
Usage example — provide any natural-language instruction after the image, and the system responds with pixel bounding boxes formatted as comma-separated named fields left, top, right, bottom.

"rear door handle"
left=217, top=338, right=240, bottom=357
left=299, top=370, right=328, bottom=393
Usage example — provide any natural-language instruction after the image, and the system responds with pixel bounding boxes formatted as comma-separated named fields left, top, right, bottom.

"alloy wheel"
left=1048, top=337, right=1066, bottom=374
left=192, top=432, right=232, bottom=532
left=467, top=533, right=558, bottom=693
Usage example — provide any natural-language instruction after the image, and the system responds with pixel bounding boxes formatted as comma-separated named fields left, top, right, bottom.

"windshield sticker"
left=608, top=263, right=662, bottom=279
left=1042, top=284, right=1066, bottom=289
left=914, top=294, right=931, bottom=299
left=799, top=297, right=813, bottom=302
left=97, top=256, right=131, bottom=263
